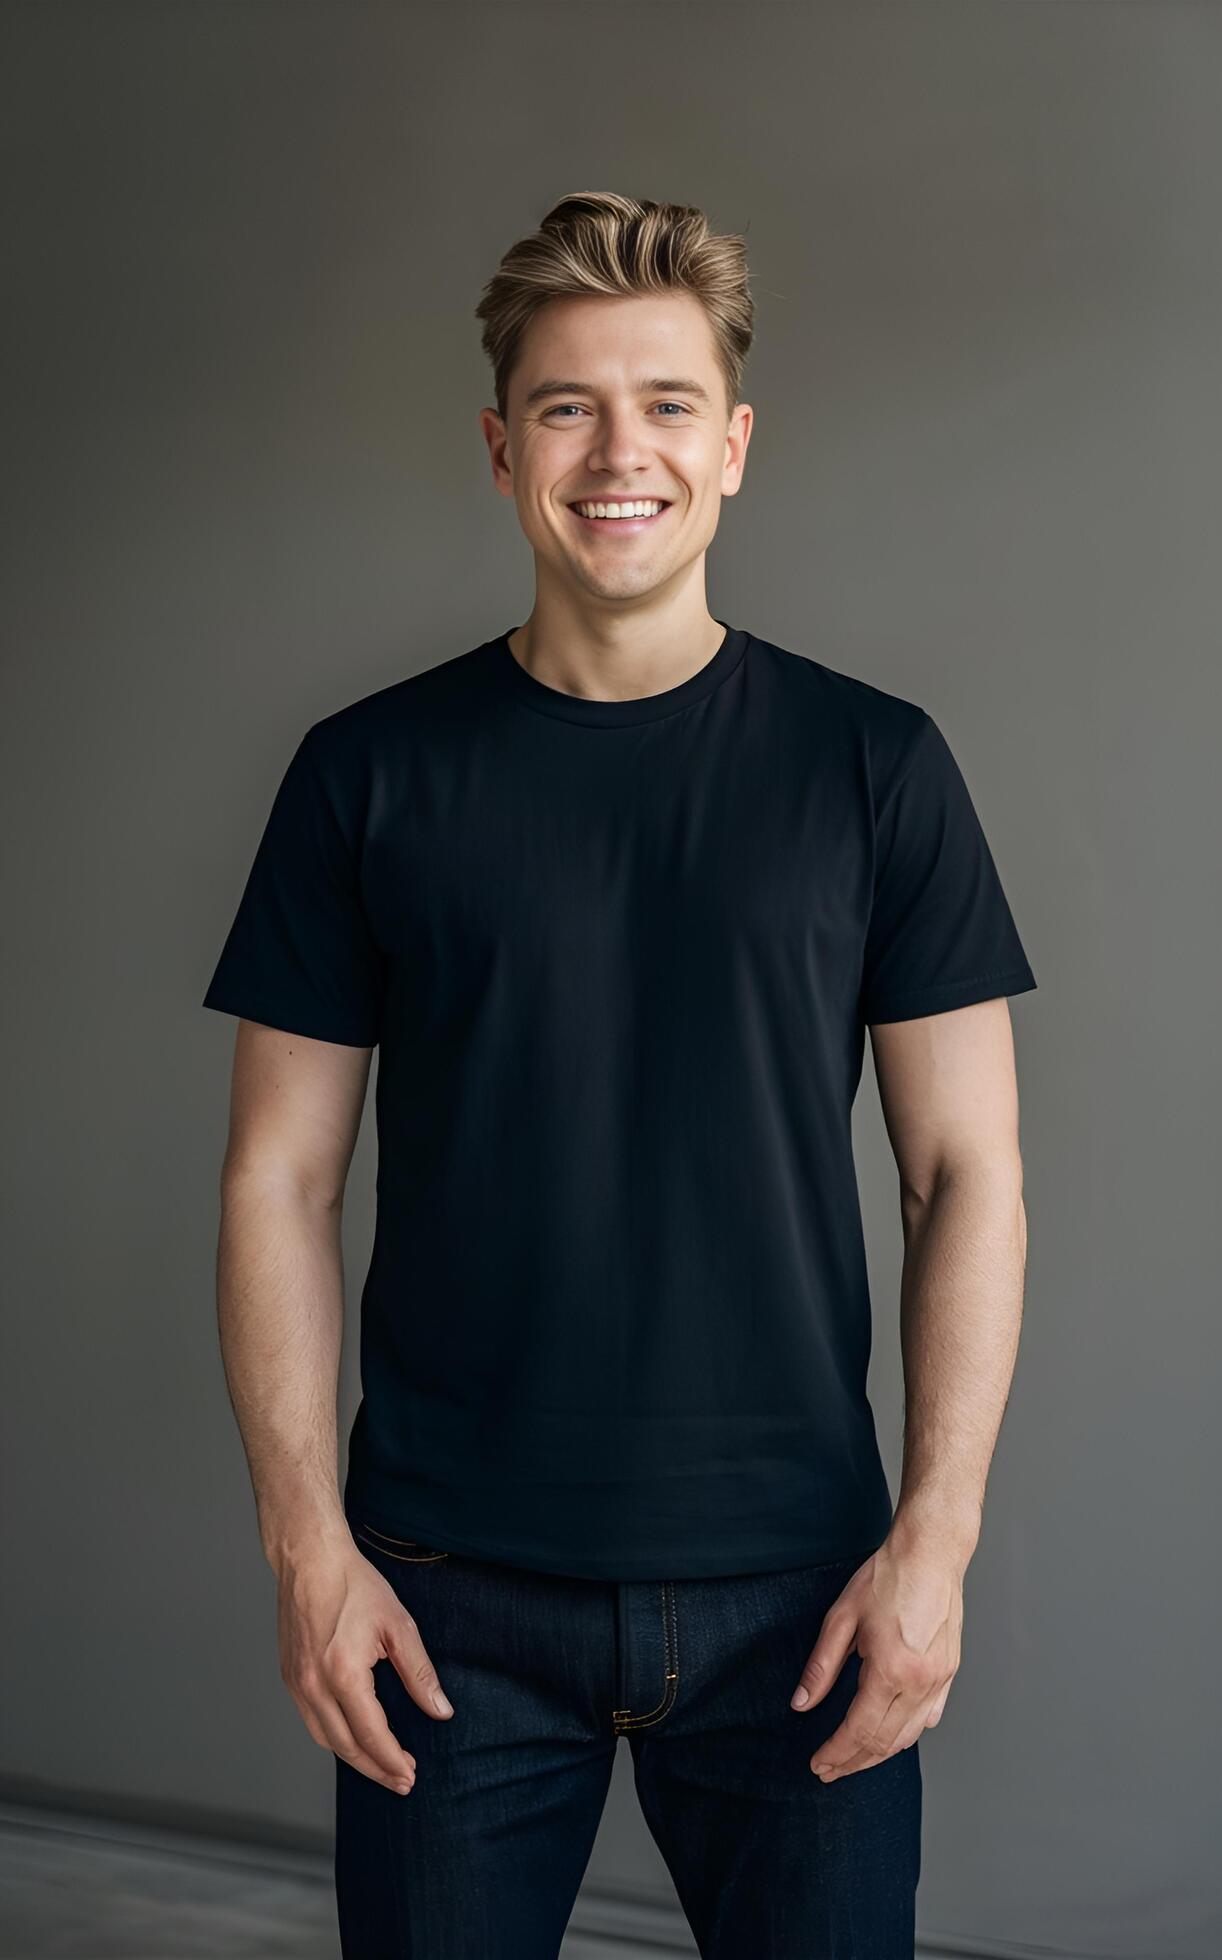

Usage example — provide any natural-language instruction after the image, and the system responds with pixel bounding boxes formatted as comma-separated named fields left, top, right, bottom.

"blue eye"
left=544, top=402, right=691, bottom=418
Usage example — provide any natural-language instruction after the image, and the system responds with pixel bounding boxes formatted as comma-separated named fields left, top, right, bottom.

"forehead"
left=513, top=292, right=719, bottom=398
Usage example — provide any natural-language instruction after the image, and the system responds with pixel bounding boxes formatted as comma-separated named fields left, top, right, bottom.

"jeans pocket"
left=354, top=1521, right=451, bottom=1563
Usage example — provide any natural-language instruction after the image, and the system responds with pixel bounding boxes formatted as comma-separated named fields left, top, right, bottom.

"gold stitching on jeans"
left=355, top=1525, right=449, bottom=1563
left=613, top=1583, right=679, bottom=1731
left=360, top=1524, right=425, bottom=1547
left=358, top=1523, right=421, bottom=1546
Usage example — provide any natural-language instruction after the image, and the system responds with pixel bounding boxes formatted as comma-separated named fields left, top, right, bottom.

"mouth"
left=566, top=500, right=673, bottom=535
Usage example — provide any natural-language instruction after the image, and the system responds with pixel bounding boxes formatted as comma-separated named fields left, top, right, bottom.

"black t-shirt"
left=202, top=622, right=1036, bottom=1579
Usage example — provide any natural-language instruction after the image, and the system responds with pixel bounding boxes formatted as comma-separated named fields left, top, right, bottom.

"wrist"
left=258, top=1497, right=352, bottom=1576
left=888, top=1495, right=982, bottom=1569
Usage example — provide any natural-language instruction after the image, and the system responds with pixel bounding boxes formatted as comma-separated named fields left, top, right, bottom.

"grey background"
left=3, top=3, right=1219, bottom=1956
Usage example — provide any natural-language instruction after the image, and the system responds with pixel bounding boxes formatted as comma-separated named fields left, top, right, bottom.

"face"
left=480, top=291, right=752, bottom=607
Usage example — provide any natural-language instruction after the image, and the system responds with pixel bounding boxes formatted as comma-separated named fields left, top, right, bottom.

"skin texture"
left=791, top=997, right=1027, bottom=1779
left=215, top=1025, right=432, bottom=1795
left=212, top=290, right=1027, bottom=1795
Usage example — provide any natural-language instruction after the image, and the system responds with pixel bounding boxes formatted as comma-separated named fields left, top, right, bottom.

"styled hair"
left=475, top=191, right=754, bottom=423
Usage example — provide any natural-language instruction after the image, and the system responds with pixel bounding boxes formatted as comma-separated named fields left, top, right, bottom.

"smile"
left=567, top=500, right=673, bottom=534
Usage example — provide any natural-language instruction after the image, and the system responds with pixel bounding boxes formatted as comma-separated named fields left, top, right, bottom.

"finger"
left=293, top=1698, right=337, bottom=1756
left=810, top=1672, right=902, bottom=1772
left=790, top=1598, right=859, bottom=1710
left=815, top=1688, right=937, bottom=1779
left=330, top=1660, right=427, bottom=1784
left=891, top=1708, right=934, bottom=1754
left=820, top=1665, right=900, bottom=1760
left=384, top=1613, right=455, bottom=1721
left=336, top=1736, right=417, bottom=1793
left=288, top=1680, right=416, bottom=1793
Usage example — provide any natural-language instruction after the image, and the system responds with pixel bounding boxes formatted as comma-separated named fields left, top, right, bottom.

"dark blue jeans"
left=335, top=1521, right=921, bottom=1957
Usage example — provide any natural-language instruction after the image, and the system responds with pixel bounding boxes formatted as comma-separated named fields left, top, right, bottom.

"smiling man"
left=203, top=191, right=1037, bottom=1957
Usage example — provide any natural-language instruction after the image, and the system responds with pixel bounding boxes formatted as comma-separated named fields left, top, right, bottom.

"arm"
left=216, top=1017, right=372, bottom=1567
left=875, top=992, right=1027, bottom=1569
left=790, top=996, right=1028, bottom=1778
left=213, top=1018, right=453, bottom=1797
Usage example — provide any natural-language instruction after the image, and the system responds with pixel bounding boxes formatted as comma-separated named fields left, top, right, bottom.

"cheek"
left=674, top=451, right=726, bottom=504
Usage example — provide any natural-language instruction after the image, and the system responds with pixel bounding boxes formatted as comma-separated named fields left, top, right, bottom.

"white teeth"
left=573, top=500, right=666, bottom=519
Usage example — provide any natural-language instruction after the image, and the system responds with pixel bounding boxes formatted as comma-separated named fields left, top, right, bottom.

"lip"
left=567, top=500, right=673, bottom=535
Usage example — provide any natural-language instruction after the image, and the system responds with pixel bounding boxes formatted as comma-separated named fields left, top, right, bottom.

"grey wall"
left=3, top=3, right=1219, bottom=1955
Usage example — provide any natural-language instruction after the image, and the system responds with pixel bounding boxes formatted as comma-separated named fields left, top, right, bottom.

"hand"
left=788, top=1535, right=964, bottom=1780
left=275, top=1528, right=455, bottom=1794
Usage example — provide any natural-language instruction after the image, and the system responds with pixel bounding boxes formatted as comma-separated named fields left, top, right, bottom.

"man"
left=203, top=191, right=1036, bottom=1957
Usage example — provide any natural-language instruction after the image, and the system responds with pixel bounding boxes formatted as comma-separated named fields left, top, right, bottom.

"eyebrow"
left=523, top=376, right=713, bottom=408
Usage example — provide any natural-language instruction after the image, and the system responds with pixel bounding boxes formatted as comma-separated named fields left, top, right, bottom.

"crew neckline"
left=491, top=619, right=750, bottom=727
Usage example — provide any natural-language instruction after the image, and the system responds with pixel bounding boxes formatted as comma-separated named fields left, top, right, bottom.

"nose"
left=584, top=409, right=651, bottom=479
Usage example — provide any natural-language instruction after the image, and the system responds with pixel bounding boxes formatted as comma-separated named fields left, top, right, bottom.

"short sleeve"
left=202, top=724, right=386, bottom=1046
left=859, top=711, right=1037, bottom=1025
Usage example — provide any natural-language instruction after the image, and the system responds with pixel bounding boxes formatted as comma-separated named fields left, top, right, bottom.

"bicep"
left=868, top=996, right=1023, bottom=1205
left=220, top=1017, right=374, bottom=1206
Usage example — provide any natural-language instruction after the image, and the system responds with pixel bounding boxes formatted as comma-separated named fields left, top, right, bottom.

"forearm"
left=888, top=1157, right=1027, bottom=1571
left=215, top=1169, right=353, bottom=1575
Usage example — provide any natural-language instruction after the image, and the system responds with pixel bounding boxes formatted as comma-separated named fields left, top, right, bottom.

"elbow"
left=218, top=1151, right=347, bottom=1214
left=898, top=1144, right=1026, bottom=1232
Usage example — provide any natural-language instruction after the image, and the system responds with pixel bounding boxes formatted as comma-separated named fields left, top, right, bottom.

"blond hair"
left=475, top=191, right=754, bottom=423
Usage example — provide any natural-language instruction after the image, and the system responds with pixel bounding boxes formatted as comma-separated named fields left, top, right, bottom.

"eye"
left=543, top=402, right=692, bottom=418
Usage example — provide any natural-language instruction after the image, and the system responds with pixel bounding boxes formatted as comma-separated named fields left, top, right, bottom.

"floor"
left=0, top=1801, right=697, bottom=1958
left=0, top=1801, right=982, bottom=1958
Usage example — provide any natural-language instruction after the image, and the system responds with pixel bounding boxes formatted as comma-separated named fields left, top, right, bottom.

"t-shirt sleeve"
left=859, top=710, right=1037, bottom=1025
left=201, top=724, right=386, bottom=1046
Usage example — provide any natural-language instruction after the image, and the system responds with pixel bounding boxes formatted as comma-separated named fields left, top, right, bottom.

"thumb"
left=790, top=1607, right=857, bottom=1712
left=384, top=1613, right=455, bottom=1721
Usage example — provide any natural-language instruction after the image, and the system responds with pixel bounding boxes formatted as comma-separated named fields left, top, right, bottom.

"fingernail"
left=791, top=1686, right=810, bottom=1708
left=432, top=1689, right=454, bottom=1717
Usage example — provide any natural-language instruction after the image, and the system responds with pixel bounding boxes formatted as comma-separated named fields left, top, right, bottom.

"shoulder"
left=254, top=642, right=494, bottom=842
left=746, top=632, right=931, bottom=793
left=296, top=641, right=494, bottom=770
left=308, top=640, right=491, bottom=743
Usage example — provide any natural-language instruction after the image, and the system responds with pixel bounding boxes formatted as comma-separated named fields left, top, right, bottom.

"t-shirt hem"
left=201, top=988, right=380, bottom=1048
left=342, top=1495, right=891, bottom=1583
left=863, top=966, right=1037, bottom=1025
